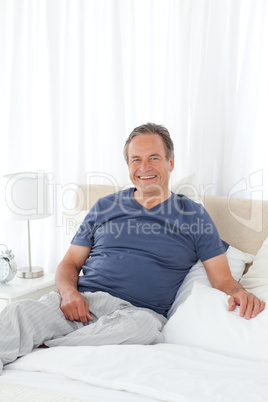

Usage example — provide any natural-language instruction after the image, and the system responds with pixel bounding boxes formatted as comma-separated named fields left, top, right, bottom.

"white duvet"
left=3, top=343, right=268, bottom=402
left=2, top=245, right=268, bottom=401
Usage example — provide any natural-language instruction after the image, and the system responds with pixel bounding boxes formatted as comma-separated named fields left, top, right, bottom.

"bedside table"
left=0, top=274, right=56, bottom=312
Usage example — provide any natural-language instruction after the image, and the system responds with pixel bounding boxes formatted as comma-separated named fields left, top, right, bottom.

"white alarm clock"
left=0, top=244, right=17, bottom=283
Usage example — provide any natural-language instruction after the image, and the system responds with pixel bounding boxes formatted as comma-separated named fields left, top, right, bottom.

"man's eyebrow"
left=130, top=153, right=162, bottom=158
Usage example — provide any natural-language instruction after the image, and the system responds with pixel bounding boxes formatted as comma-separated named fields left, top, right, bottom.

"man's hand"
left=60, top=289, right=93, bottom=324
left=228, top=289, right=265, bottom=320
left=55, top=244, right=93, bottom=324
left=203, top=253, right=265, bottom=320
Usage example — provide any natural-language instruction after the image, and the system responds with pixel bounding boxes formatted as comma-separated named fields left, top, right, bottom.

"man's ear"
left=169, top=157, right=175, bottom=172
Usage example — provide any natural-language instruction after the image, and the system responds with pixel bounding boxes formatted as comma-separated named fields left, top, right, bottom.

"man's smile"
left=138, top=175, right=157, bottom=180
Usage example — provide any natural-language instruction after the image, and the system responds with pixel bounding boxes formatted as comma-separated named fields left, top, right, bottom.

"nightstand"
left=0, top=274, right=56, bottom=312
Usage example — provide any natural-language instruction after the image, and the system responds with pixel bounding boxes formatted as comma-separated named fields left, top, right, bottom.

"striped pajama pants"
left=0, top=291, right=167, bottom=372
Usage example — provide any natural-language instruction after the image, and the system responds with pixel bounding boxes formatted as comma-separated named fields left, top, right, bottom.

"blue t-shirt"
left=71, top=188, right=228, bottom=316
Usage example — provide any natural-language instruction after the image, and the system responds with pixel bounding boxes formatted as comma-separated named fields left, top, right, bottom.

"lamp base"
left=17, top=267, right=44, bottom=279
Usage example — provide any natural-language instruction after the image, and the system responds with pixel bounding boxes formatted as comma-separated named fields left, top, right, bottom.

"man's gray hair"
left=123, top=123, right=174, bottom=164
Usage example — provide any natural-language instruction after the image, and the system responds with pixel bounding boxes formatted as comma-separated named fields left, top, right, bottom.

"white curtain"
left=0, top=0, right=267, bottom=272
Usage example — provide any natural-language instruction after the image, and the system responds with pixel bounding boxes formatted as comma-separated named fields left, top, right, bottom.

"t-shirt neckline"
left=129, top=187, right=175, bottom=212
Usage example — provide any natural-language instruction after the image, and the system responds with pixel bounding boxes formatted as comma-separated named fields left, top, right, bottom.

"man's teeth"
left=139, top=176, right=156, bottom=179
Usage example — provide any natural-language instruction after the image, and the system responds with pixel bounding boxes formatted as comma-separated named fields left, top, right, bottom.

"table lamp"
left=4, top=171, right=51, bottom=278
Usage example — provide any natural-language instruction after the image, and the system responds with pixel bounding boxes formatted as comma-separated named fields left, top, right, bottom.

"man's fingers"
left=63, top=306, right=89, bottom=323
left=228, top=292, right=265, bottom=319
left=87, top=312, right=94, bottom=321
left=77, top=303, right=93, bottom=324
left=250, top=298, right=262, bottom=318
left=61, top=305, right=74, bottom=322
left=240, top=293, right=252, bottom=319
left=251, top=299, right=266, bottom=317
left=260, top=300, right=266, bottom=313
left=60, top=295, right=92, bottom=324
left=228, top=296, right=236, bottom=311
left=244, top=295, right=266, bottom=319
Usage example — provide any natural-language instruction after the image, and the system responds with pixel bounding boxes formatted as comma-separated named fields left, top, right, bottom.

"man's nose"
left=139, top=160, right=151, bottom=171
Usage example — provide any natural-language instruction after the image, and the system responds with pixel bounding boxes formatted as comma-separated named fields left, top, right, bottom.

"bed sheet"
left=1, top=344, right=268, bottom=402
left=0, top=369, right=156, bottom=402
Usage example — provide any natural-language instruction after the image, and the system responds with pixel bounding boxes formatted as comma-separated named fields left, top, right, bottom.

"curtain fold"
left=0, top=0, right=267, bottom=271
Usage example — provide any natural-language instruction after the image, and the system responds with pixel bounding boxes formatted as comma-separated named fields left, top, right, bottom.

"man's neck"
left=133, top=189, right=172, bottom=209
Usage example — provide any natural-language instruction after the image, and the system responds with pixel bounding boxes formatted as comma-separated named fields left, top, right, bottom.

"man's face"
left=127, top=134, right=174, bottom=198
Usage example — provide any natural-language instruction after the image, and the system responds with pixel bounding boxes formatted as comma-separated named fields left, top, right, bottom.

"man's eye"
left=151, top=157, right=159, bottom=161
left=132, top=159, right=140, bottom=163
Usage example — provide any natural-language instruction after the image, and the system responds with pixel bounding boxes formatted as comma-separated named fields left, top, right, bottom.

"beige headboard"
left=75, top=185, right=268, bottom=255
left=202, top=195, right=268, bottom=255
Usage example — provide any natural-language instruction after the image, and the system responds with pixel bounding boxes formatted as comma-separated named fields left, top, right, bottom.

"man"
left=0, top=123, right=265, bottom=373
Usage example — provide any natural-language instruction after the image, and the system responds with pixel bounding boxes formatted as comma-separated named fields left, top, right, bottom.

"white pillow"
left=163, top=282, right=268, bottom=361
left=171, top=171, right=203, bottom=204
left=240, top=236, right=268, bottom=298
left=167, top=246, right=254, bottom=318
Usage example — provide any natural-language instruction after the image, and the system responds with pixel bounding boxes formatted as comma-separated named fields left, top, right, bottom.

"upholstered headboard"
left=201, top=195, right=268, bottom=255
left=74, top=184, right=268, bottom=255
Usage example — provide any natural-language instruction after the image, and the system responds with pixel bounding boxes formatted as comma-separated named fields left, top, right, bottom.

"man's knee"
left=138, top=310, right=165, bottom=344
left=1, top=298, right=36, bottom=318
left=121, top=308, right=166, bottom=345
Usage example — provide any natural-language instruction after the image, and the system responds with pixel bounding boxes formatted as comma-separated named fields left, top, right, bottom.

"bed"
left=1, top=182, right=268, bottom=402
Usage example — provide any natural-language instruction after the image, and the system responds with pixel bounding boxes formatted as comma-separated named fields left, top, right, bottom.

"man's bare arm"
left=55, top=244, right=93, bottom=324
left=203, top=253, right=265, bottom=320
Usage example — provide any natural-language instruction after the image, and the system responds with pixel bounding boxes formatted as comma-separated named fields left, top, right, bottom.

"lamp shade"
left=4, top=171, right=51, bottom=221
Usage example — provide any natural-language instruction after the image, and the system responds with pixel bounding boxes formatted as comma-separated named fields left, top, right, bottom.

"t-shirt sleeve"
left=71, top=202, right=99, bottom=247
left=193, top=204, right=229, bottom=262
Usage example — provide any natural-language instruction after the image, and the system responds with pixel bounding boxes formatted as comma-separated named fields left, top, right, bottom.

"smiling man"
left=0, top=123, right=265, bottom=373
left=126, top=131, right=174, bottom=208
